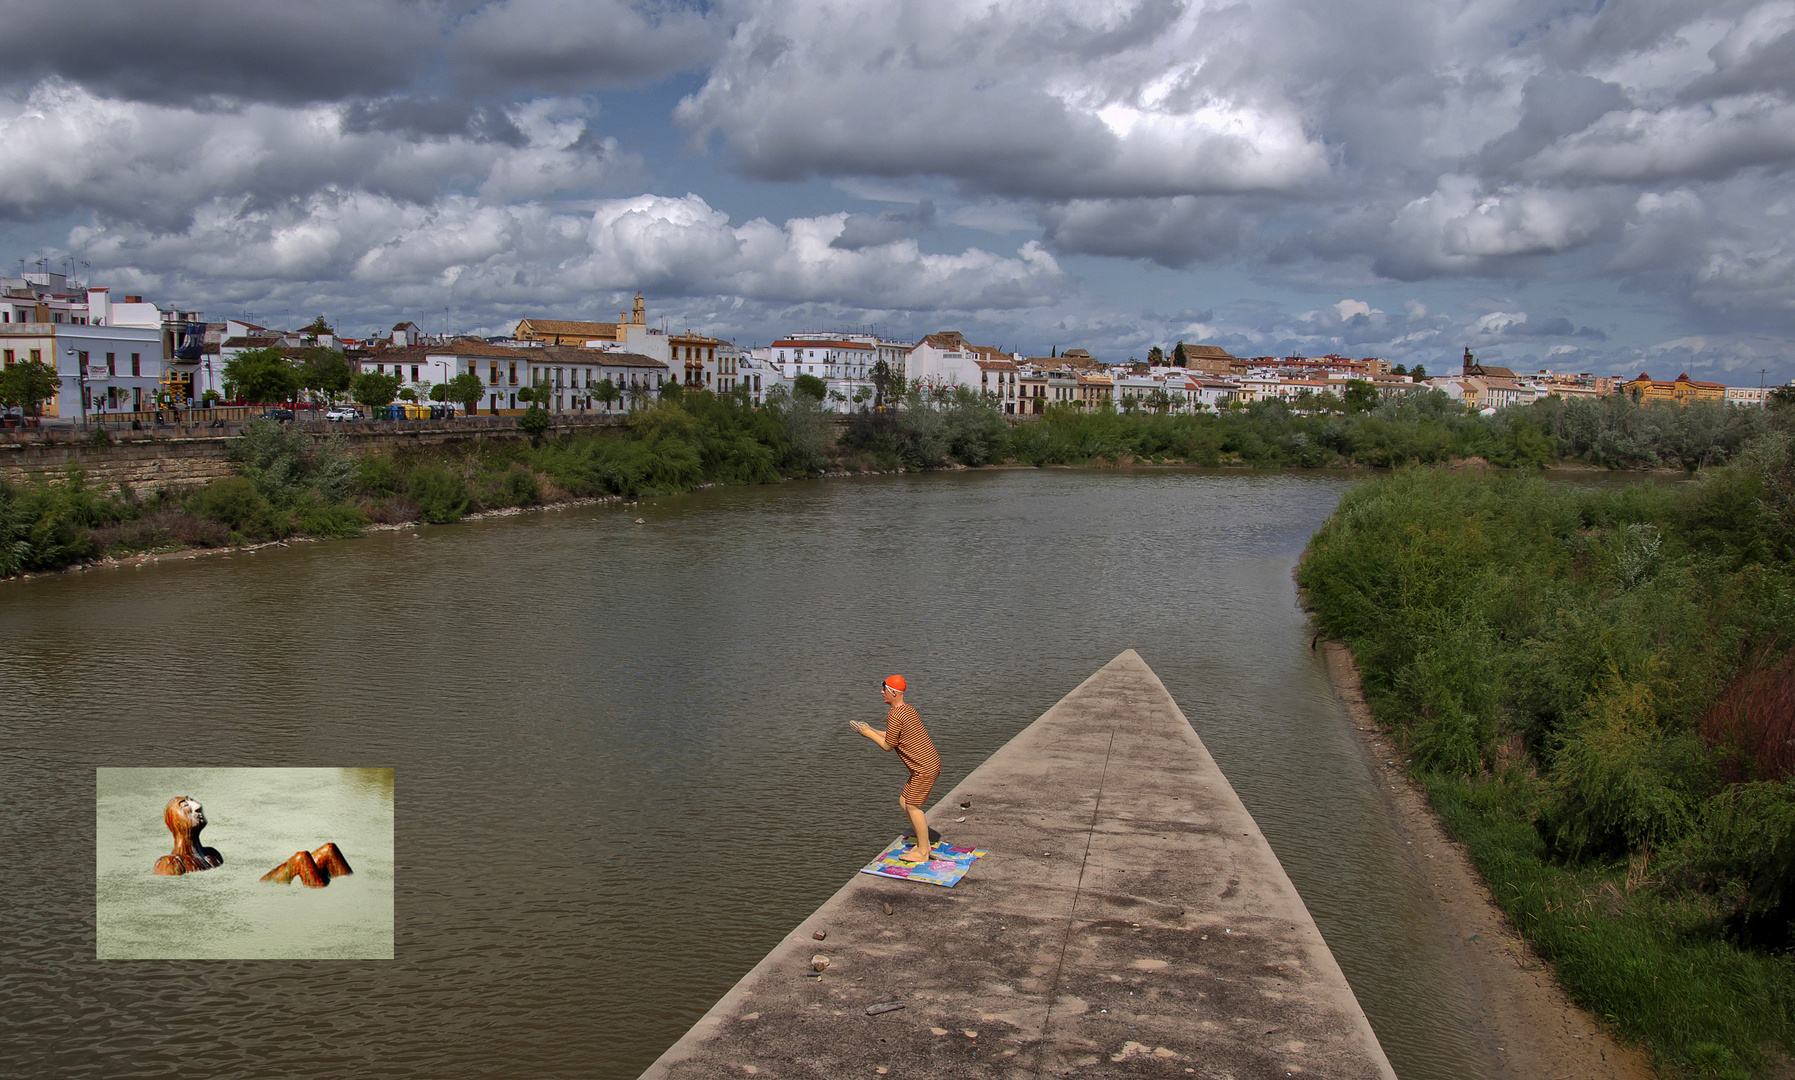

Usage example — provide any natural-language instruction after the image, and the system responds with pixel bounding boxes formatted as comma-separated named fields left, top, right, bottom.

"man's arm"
left=851, top=720, right=891, bottom=750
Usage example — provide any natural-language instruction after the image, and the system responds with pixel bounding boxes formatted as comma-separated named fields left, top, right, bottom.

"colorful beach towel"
left=859, top=837, right=988, bottom=888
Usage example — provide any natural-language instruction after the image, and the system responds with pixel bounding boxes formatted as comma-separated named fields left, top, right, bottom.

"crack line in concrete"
left=1032, top=686, right=1124, bottom=1079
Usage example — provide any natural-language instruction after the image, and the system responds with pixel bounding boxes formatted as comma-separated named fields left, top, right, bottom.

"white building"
left=907, top=331, right=1014, bottom=392
left=0, top=272, right=203, bottom=420
left=767, top=335, right=884, bottom=411
left=384, top=341, right=670, bottom=414
left=1725, top=386, right=1772, bottom=406
left=975, top=359, right=1021, bottom=413
left=739, top=350, right=789, bottom=407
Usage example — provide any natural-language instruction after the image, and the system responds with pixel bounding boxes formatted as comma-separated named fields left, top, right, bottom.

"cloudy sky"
left=3, top=0, right=1792, bottom=381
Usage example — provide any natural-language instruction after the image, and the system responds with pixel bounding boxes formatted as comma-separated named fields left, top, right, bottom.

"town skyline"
left=1, top=1, right=1791, bottom=383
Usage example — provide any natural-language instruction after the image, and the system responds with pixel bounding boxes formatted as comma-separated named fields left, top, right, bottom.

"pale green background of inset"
left=95, top=767, right=394, bottom=960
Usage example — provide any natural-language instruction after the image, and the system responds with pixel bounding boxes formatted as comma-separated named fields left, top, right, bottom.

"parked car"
left=258, top=408, right=296, bottom=422
left=325, top=407, right=360, bottom=421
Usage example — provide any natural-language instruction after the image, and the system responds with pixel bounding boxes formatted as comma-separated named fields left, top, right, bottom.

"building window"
left=411, top=365, right=419, bottom=382
left=131, top=353, right=141, bottom=376
left=106, top=352, right=115, bottom=375
left=509, top=361, right=518, bottom=385
left=490, top=362, right=499, bottom=385
left=31, top=349, right=42, bottom=363
left=2, top=349, right=11, bottom=367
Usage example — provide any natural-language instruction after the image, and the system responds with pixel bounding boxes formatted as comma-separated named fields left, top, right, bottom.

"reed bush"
left=1300, top=454, right=1795, bottom=1074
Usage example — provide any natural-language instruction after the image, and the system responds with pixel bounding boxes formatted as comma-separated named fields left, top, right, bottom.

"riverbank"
left=1297, top=462, right=1795, bottom=1079
left=1318, top=638, right=1655, bottom=1080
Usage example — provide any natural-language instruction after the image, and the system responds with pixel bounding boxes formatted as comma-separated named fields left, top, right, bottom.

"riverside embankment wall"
left=641, top=649, right=1395, bottom=1079
left=0, top=414, right=630, bottom=490
left=0, top=412, right=880, bottom=491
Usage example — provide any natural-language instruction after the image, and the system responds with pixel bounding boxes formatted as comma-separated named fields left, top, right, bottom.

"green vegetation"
left=1297, top=434, right=1795, bottom=1077
left=0, top=357, right=60, bottom=415
left=4, top=384, right=1790, bottom=587
left=352, top=370, right=400, bottom=409
left=222, top=346, right=301, bottom=405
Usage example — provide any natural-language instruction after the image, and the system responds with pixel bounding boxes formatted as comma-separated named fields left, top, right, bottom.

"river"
left=2, top=469, right=1491, bottom=1079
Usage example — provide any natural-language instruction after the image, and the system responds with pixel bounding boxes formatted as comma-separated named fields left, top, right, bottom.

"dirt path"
left=1319, top=640, right=1657, bottom=1080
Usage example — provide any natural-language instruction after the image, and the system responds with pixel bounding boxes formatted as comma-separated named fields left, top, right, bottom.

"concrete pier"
left=641, top=650, right=1395, bottom=1079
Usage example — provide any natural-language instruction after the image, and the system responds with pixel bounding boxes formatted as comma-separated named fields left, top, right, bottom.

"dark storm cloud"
left=0, top=0, right=435, bottom=105
left=829, top=199, right=936, bottom=250
left=1040, top=196, right=1245, bottom=268
left=1476, top=74, right=1632, bottom=176
left=445, top=0, right=720, bottom=93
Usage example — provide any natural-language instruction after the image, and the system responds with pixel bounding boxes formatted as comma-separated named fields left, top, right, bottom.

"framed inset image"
left=95, top=767, right=394, bottom=960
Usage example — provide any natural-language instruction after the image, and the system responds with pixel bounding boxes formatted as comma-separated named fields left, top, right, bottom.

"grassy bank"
left=1297, top=440, right=1795, bottom=1077
left=3, top=384, right=1787, bottom=579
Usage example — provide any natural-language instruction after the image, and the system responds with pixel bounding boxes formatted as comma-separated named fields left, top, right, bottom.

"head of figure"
left=882, top=675, right=906, bottom=703
left=164, top=796, right=206, bottom=840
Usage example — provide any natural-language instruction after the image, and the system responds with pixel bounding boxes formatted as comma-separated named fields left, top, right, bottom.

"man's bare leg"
left=899, top=800, right=933, bottom=864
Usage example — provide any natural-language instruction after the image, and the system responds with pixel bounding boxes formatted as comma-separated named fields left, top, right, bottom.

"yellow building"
left=671, top=331, right=720, bottom=389
left=1624, top=372, right=1726, bottom=405
left=515, top=293, right=648, bottom=346
left=1076, top=371, right=1113, bottom=408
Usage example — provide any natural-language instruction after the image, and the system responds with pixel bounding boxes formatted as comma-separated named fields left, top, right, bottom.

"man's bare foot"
left=896, top=846, right=933, bottom=865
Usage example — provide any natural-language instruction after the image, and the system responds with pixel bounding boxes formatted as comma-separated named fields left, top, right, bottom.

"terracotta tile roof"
left=975, top=359, right=1019, bottom=371
left=423, top=338, right=535, bottom=359
left=515, top=318, right=623, bottom=341
left=540, top=345, right=667, bottom=369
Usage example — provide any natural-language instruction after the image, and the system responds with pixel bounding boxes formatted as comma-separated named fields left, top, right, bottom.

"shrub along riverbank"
left=2, top=382, right=1789, bottom=579
left=1297, top=433, right=1795, bottom=1077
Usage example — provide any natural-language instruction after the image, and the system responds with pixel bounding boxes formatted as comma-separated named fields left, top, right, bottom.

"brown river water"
left=3, top=469, right=1501, bottom=1079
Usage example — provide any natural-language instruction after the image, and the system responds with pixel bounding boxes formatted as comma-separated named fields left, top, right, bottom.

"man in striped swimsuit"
left=851, top=675, right=942, bottom=865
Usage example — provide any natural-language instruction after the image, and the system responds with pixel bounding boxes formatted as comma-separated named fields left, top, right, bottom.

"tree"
left=1392, top=363, right=1409, bottom=376
left=593, top=377, right=622, bottom=412
left=0, top=357, right=60, bottom=415
left=299, top=347, right=352, bottom=404
left=1147, top=346, right=1164, bottom=366
left=223, top=346, right=300, bottom=404
left=1412, top=364, right=1427, bottom=380
left=398, top=386, right=419, bottom=403
left=301, top=315, right=334, bottom=339
left=518, top=404, right=550, bottom=440
left=443, top=372, right=485, bottom=415
left=870, top=359, right=906, bottom=408
left=352, top=370, right=400, bottom=409
left=659, top=378, right=684, bottom=402
left=1342, top=379, right=1380, bottom=413
left=1768, top=385, right=1795, bottom=415
left=793, top=373, right=827, bottom=401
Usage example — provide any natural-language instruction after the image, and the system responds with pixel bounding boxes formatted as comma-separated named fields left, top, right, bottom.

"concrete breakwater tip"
left=641, top=649, right=1395, bottom=1079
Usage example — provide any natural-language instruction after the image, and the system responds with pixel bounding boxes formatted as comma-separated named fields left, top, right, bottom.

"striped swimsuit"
left=884, top=703, right=941, bottom=807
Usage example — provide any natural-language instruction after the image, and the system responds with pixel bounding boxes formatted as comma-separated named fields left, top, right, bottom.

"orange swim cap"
left=884, top=674, right=906, bottom=692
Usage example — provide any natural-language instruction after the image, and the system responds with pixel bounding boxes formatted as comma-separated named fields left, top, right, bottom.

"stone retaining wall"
left=0, top=414, right=625, bottom=491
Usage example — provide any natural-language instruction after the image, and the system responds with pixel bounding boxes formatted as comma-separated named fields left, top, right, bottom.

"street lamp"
left=64, top=346, right=85, bottom=431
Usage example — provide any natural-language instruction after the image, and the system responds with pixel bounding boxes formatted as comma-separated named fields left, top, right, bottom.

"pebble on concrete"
left=864, top=1002, right=904, bottom=1016
left=812, top=930, right=826, bottom=941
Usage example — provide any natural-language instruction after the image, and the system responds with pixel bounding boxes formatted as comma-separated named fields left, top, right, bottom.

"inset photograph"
left=96, top=767, right=394, bottom=960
